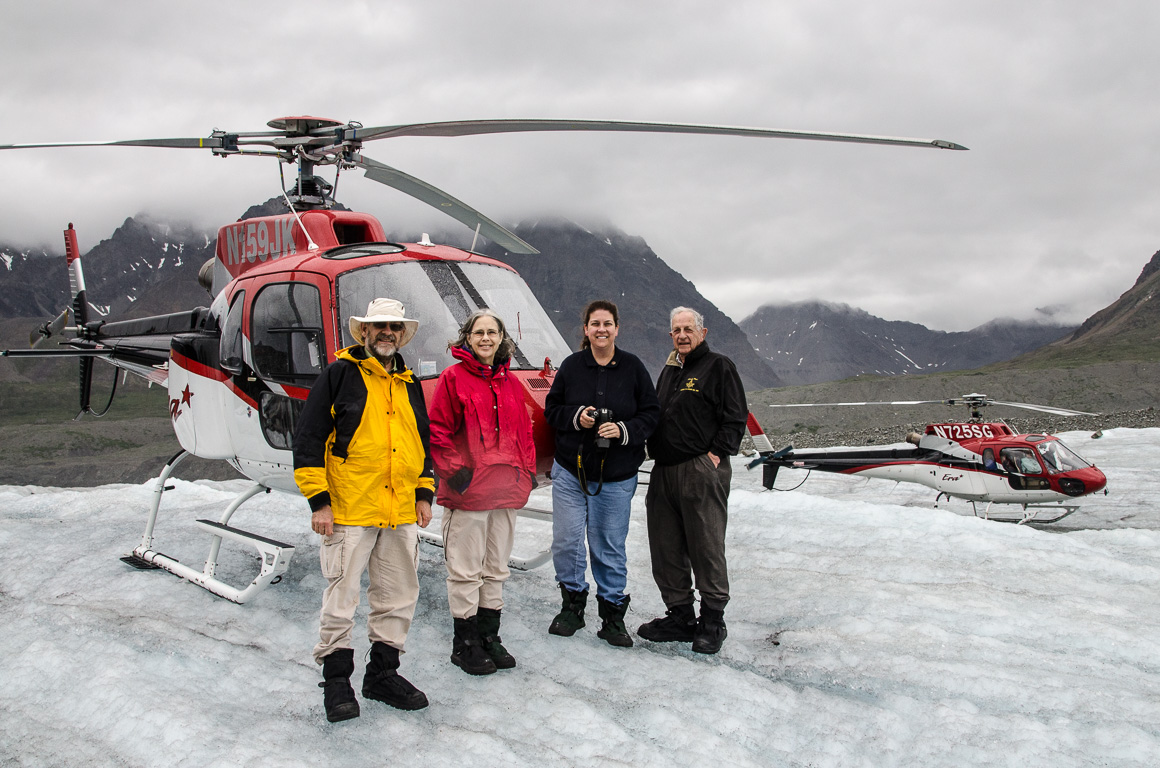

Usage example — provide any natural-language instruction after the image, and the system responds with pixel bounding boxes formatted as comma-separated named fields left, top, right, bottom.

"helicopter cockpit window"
left=335, top=260, right=572, bottom=378
left=219, top=291, right=246, bottom=375
left=251, top=282, right=325, bottom=385
left=1000, top=447, right=1043, bottom=475
left=1036, top=440, right=1092, bottom=474
left=999, top=446, right=1049, bottom=490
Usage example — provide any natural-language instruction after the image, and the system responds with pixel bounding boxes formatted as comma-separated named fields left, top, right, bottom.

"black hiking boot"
left=476, top=607, right=516, bottom=669
left=451, top=616, right=498, bottom=676
left=637, top=602, right=697, bottom=643
left=692, top=606, right=728, bottom=655
left=596, top=594, right=634, bottom=648
left=318, top=648, right=360, bottom=723
left=548, top=584, right=588, bottom=637
left=362, top=641, right=429, bottom=710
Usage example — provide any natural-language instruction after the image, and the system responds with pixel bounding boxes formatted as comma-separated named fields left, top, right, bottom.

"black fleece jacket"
left=648, top=342, right=748, bottom=467
left=545, top=347, right=660, bottom=483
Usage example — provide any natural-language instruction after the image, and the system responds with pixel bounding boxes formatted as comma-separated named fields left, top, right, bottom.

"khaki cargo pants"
left=313, top=523, right=420, bottom=664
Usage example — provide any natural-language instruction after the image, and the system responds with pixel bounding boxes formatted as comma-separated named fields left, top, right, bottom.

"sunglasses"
left=369, top=321, right=406, bottom=332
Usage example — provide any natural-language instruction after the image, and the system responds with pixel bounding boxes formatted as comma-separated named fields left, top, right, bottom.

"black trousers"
left=644, top=454, right=731, bottom=611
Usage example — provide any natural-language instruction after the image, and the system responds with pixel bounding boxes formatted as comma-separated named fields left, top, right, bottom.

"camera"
left=590, top=407, right=615, bottom=449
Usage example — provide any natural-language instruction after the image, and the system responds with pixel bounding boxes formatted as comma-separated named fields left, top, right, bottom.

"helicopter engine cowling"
left=198, top=258, right=215, bottom=294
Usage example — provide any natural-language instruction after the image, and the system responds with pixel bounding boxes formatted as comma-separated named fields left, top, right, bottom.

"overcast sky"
left=3, top=1, right=1159, bottom=331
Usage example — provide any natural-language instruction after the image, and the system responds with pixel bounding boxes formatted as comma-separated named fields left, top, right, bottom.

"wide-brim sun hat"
left=349, top=298, right=419, bottom=348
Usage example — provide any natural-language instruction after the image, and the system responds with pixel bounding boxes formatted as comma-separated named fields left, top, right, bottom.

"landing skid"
left=934, top=493, right=1081, bottom=525
left=418, top=506, right=554, bottom=571
left=121, top=451, right=295, bottom=603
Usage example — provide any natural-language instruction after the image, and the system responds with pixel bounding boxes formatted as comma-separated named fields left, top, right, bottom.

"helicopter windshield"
left=336, top=260, right=572, bottom=378
left=1035, top=439, right=1092, bottom=474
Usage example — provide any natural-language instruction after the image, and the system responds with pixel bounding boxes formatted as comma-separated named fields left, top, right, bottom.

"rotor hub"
left=266, top=116, right=345, bottom=135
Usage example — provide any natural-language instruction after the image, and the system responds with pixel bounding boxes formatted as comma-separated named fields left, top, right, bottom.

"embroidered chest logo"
left=680, top=377, right=700, bottom=393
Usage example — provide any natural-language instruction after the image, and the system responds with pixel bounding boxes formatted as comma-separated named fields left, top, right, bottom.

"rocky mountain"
left=2, top=210, right=782, bottom=389
left=0, top=242, right=67, bottom=319
left=740, top=300, right=1074, bottom=386
left=746, top=247, right=1160, bottom=441
left=0, top=218, right=215, bottom=324
left=1004, top=248, right=1160, bottom=367
left=478, top=218, right=784, bottom=389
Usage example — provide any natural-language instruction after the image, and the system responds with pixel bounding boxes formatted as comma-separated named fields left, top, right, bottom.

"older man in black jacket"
left=639, top=306, right=747, bottom=654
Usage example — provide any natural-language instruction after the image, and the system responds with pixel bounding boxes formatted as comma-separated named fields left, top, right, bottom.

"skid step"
left=123, top=517, right=298, bottom=604
left=120, top=553, right=162, bottom=570
left=127, top=474, right=292, bottom=604
left=195, top=518, right=295, bottom=587
left=195, top=519, right=293, bottom=550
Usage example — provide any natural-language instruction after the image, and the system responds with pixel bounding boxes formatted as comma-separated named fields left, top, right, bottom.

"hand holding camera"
left=588, top=407, right=617, bottom=449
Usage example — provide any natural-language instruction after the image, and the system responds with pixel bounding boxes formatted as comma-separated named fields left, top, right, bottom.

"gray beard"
left=365, top=340, right=396, bottom=368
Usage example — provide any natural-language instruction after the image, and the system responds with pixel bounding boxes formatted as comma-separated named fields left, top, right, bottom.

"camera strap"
left=576, top=447, right=607, bottom=497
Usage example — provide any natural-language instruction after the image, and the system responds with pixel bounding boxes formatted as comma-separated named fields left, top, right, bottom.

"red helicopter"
left=1, top=115, right=966, bottom=602
left=746, top=394, right=1108, bottom=524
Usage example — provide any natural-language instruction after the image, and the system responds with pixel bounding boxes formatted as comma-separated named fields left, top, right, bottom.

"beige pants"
left=313, top=523, right=420, bottom=664
left=442, top=508, right=517, bottom=619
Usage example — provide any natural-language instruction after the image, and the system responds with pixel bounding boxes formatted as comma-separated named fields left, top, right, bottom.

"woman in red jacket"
left=429, top=309, right=536, bottom=677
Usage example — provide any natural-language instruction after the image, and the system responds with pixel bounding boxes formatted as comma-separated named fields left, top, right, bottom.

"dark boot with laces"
left=476, top=607, right=516, bottom=669
left=637, top=602, right=697, bottom=643
left=548, top=585, right=588, bottom=637
left=451, top=616, right=498, bottom=676
left=318, top=648, right=360, bottom=723
left=692, top=606, right=728, bottom=655
left=362, top=641, right=429, bottom=710
left=596, top=594, right=634, bottom=647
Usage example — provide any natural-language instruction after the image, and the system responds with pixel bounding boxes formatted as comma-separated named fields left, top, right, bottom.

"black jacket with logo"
left=648, top=342, right=748, bottom=467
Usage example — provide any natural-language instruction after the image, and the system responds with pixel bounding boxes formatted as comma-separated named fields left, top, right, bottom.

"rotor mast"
left=262, top=116, right=349, bottom=211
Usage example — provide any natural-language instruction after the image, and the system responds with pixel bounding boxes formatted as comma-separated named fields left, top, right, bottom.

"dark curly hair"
left=448, top=309, right=516, bottom=363
left=580, top=299, right=619, bottom=350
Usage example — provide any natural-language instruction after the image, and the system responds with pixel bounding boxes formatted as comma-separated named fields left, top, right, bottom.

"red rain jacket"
left=429, top=346, right=536, bottom=511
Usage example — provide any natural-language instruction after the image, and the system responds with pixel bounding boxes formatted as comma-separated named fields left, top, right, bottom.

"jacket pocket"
left=319, top=529, right=347, bottom=580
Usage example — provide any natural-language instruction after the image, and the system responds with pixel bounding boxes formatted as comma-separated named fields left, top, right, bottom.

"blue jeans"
left=551, top=459, right=637, bottom=604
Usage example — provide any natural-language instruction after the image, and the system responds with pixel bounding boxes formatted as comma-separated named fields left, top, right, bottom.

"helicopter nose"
left=1060, top=467, right=1107, bottom=497
left=1084, top=467, right=1108, bottom=494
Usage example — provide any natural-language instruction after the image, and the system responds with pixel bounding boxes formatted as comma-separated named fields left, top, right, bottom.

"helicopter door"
left=999, top=447, right=1049, bottom=490
left=230, top=280, right=327, bottom=490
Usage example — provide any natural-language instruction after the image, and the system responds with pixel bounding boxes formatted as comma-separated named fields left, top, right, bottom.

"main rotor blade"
left=343, top=119, right=968, bottom=151
left=353, top=154, right=539, bottom=255
left=0, top=137, right=226, bottom=151
left=767, top=400, right=950, bottom=408
left=767, top=398, right=1096, bottom=417
left=988, top=400, right=1098, bottom=417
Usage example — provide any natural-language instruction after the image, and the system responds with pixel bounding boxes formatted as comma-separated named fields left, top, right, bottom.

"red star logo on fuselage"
left=181, top=385, right=194, bottom=407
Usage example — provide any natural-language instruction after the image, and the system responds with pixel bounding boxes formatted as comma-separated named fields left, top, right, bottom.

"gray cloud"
left=3, top=0, right=1159, bottom=331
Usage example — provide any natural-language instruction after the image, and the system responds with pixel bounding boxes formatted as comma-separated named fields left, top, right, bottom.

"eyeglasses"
left=370, top=322, right=406, bottom=332
left=470, top=329, right=501, bottom=338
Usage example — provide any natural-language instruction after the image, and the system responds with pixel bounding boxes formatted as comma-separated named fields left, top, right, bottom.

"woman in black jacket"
left=543, top=300, right=659, bottom=647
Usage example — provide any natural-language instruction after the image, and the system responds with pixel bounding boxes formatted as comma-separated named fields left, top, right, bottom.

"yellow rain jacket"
left=293, top=345, right=435, bottom=528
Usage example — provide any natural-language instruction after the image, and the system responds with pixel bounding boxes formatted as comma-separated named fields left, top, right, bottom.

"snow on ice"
left=1, top=429, right=1158, bottom=767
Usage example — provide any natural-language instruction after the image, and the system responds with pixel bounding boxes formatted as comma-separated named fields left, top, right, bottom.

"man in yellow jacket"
left=293, top=297, right=436, bottom=722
